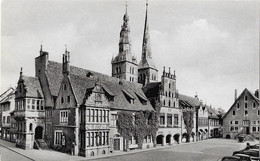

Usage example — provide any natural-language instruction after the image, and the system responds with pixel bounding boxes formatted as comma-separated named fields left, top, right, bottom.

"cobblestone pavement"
left=0, top=138, right=254, bottom=161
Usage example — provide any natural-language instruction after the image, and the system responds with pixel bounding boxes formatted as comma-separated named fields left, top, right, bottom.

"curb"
left=0, top=143, right=35, bottom=161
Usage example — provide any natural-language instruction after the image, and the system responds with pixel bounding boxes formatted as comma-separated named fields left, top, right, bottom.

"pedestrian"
left=71, top=141, right=75, bottom=155
left=245, top=142, right=250, bottom=150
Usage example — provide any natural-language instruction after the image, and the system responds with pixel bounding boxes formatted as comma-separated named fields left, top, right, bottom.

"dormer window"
left=135, top=92, right=147, bottom=105
left=237, top=102, right=240, bottom=108
left=245, top=95, right=248, bottom=101
left=122, top=89, right=135, bottom=104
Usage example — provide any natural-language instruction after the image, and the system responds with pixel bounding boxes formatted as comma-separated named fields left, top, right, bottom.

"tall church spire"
left=142, top=1, right=152, bottom=60
left=138, top=1, right=158, bottom=86
left=111, top=2, right=138, bottom=82
left=139, top=0, right=156, bottom=70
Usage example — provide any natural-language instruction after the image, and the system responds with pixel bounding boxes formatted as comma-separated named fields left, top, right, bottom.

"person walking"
left=71, top=141, right=75, bottom=156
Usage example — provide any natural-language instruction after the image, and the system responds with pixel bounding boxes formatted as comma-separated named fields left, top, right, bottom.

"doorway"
left=35, top=126, right=43, bottom=139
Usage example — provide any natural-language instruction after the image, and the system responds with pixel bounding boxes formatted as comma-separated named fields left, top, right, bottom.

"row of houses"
left=1, top=2, right=258, bottom=158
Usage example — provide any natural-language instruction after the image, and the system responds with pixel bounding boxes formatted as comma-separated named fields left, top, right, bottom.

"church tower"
left=138, top=1, right=158, bottom=86
left=111, top=2, right=138, bottom=82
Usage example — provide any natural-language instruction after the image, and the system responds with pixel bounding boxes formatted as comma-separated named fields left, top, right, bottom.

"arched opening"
left=173, top=134, right=180, bottom=143
left=90, top=151, right=94, bottom=156
left=102, top=150, right=105, bottom=154
left=191, top=132, right=195, bottom=141
left=166, top=134, right=171, bottom=144
left=156, top=135, right=164, bottom=145
left=182, top=133, right=188, bottom=143
left=35, top=126, right=43, bottom=140
left=29, top=123, right=33, bottom=132
left=226, top=134, right=231, bottom=139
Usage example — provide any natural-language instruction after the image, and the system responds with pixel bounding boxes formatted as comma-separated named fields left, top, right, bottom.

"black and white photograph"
left=0, top=0, right=259, bottom=161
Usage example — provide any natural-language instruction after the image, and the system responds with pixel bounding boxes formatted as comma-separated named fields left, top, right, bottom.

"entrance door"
left=113, top=138, right=120, bottom=151
left=35, top=126, right=43, bottom=139
left=246, top=127, right=250, bottom=134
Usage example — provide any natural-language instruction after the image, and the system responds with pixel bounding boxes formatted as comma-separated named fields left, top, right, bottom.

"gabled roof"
left=22, top=76, right=43, bottom=98
left=0, top=89, right=15, bottom=104
left=0, top=87, right=15, bottom=103
left=49, top=61, right=153, bottom=111
left=179, top=94, right=201, bottom=107
left=222, top=88, right=259, bottom=119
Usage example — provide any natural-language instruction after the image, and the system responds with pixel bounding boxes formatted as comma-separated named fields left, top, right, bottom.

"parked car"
left=238, top=136, right=245, bottom=143
left=219, top=156, right=240, bottom=161
left=234, top=154, right=252, bottom=161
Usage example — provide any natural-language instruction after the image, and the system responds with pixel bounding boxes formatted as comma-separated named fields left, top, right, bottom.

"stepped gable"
left=142, top=82, right=161, bottom=98
left=22, top=76, right=43, bottom=98
left=47, top=61, right=153, bottom=111
left=179, top=94, right=200, bottom=107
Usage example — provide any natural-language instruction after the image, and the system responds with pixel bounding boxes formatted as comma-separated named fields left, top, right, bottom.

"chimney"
left=255, top=89, right=259, bottom=98
left=234, top=89, right=237, bottom=101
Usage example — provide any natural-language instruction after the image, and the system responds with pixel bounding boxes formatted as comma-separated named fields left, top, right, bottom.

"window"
left=252, top=127, right=256, bottom=132
left=41, top=100, right=44, bottom=110
left=60, top=110, right=68, bottom=123
left=37, top=100, right=40, bottom=110
left=169, top=100, right=171, bottom=107
left=111, top=114, right=117, bottom=126
left=174, top=114, right=178, bottom=126
left=233, top=111, right=235, bottom=115
left=245, top=103, right=247, bottom=109
left=91, top=109, right=94, bottom=122
left=237, top=103, right=239, bottom=108
left=61, top=97, right=64, bottom=104
left=7, top=116, right=10, bottom=123
left=167, top=114, right=172, bottom=126
left=67, top=96, right=70, bottom=103
left=230, top=121, right=233, bottom=124
left=258, top=110, right=260, bottom=116
left=3, top=116, right=5, bottom=123
left=253, top=102, right=256, bottom=108
left=169, top=83, right=171, bottom=89
left=87, top=132, right=90, bottom=147
left=235, top=121, right=238, bottom=125
left=99, top=110, right=102, bottom=122
left=245, top=110, right=248, bottom=116
left=235, top=127, right=238, bottom=131
left=95, top=109, right=98, bottom=122
left=32, top=99, right=35, bottom=109
left=55, top=131, right=62, bottom=145
left=230, top=126, right=234, bottom=131
left=29, top=123, right=33, bottom=131
left=243, top=120, right=250, bottom=126
left=103, top=110, right=106, bottom=122
left=64, top=84, right=66, bottom=90
left=245, top=95, right=248, bottom=101
left=160, top=114, right=165, bottom=125
left=106, top=111, right=109, bottom=122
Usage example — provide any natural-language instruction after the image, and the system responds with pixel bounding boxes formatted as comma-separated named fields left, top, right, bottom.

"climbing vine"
left=117, top=111, right=134, bottom=151
left=182, top=109, right=194, bottom=142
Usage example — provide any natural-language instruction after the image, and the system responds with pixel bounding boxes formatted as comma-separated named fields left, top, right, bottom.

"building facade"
left=0, top=88, right=15, bottom=142
left=223, top=88, right=260, bottom=139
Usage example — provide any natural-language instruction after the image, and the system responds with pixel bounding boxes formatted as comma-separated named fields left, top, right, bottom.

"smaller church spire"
left=20, top=67, right=23, bottom=78
left=40, top=42, right=43, bottom=55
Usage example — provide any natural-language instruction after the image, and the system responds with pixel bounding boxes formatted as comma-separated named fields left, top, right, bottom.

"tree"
left=148, top=110, right=159, bottom=146
left=182, top=109, right=194, bottom=142
left=117, top=111, right=134, bottom=151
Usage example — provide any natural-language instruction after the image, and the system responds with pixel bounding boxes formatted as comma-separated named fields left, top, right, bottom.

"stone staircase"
left=34, top=139, right=49, bottom=150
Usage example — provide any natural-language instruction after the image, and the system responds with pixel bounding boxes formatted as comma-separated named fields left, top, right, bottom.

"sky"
left=1, top=0, right=259, bottom=111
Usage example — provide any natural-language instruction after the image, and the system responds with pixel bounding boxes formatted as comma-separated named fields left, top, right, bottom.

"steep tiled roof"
left=22, top=76, right=43, bottom=98
left=0, top=87, right=15, bottom=102
left=142, top=82, right=161, bottom=98
left=47, top=61, right=153, bottom=111
left=179, top=94, right=200, bottom=107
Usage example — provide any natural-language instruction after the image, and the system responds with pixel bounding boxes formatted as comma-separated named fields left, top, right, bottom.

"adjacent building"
left=222, top=88, right=260, bottom=139
left=0, top=87, right=15, bottom=141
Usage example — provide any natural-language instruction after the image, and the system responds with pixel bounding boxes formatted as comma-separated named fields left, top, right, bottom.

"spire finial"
left=65, top=44, right=67, bottom=53
left=20, top=67, right=23, bottom=77
left=40, top=41, right=43, bottom=52
left=146, top=0, right=148, bottom=7
left=125, top=1, right=128, bottom=13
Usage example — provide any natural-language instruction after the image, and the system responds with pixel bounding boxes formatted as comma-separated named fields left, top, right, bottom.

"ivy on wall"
left=117, top=107, right=160, bottom=150
left=117, top=111, right=134, bottom=151
left=182, top=109, right=194, bottom=142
